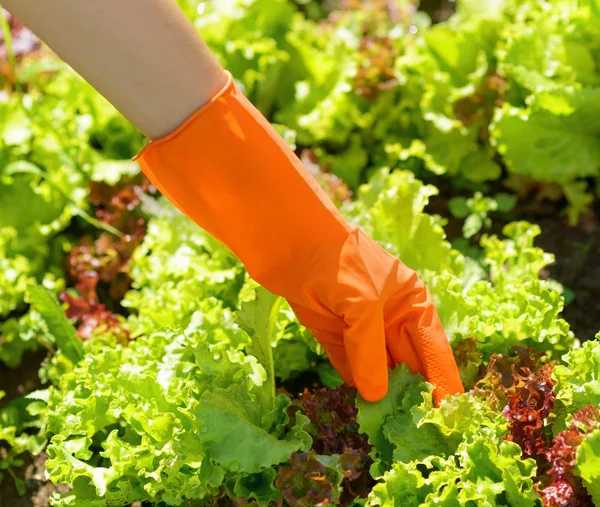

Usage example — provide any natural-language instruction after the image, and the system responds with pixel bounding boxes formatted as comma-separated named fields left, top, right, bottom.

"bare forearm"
left=2, top=0, right=226, bottom=139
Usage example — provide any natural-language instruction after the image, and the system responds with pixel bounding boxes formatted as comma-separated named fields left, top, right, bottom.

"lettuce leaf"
left=356, top=365, right=442, bottom=473
left=27, top=285, right=84, bottom=365
left=492, top=88, right=600, bottom=183
left=123, top=199, right=244, bottom=333
left=575, top=429, right=600, bottom=505
left=45, top=302, right=311, bottom=505
left=0, top=391, right=47, bottom=495
left=364, top=372, right=538, bottom=507
left=553, top=337, right=600, bottom=424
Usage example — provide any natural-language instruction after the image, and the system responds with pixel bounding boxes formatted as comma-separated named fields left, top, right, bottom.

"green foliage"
left=356, top=366, right=444, bottom=474
left=122, top=201, right=318, bottom=383
left=44, top=305, right=311, bottom=505
left=0, top=309, right=50, bottom=367
left=0, top=391, right=47, bottom=495
left=462, top=222, right=574, bottom=358
left=27, top=285, right=84, bottom=365
left=236, top=287, right=314, bottom=407
left=362, top=372, right=539, bottom=507
left=122, top=199, right=245, bottom=333
left=553, top=337, right=600, bottom=425
left=187, top=0, right=600, bottom=219
left=449, top=192, right=516, bottom=238
left=367, top=439, right=538, bottom=507
left=576, top=430, right=600, bottom=505
left=0, top=64, right=143, bottom=367
left=41, top=165, right=577, bottom=503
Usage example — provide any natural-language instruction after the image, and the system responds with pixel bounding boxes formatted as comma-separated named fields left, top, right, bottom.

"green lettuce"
left=361, top=370, right=538, bottom=506
left=492, top=88, right=600, bottom=183
left=44, top=297, right=311, bottom=505
left=367, top=437, right=538, bottom=507
left=0, top=391, right=47, bottom=495
left=194, top=0, right=298, bottom=118
left=356, top=366, right=442, bottom=473
left=124, top=202, right=319, bottom=382
left=553, top=337, right=600, bottom=424
left=0, top=309, right=50, bottom=367
left=123, top=199, right=244, bottom=333
left=576, top=429, right=600, bottom=505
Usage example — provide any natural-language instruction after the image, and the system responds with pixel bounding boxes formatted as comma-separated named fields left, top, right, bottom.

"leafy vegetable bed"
left=2, top=1, right=600, bottom=506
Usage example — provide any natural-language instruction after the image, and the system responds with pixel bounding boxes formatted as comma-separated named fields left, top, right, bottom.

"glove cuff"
left=133, top=71, right=351, bottom=295
left=134, top=71, right=236, bottom=161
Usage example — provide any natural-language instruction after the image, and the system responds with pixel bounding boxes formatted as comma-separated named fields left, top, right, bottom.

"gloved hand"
left=134, top=71, right=464, bottom=403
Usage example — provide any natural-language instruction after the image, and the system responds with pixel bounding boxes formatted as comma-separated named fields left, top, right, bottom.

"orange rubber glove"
left=134, top=72, right=464, bottom=403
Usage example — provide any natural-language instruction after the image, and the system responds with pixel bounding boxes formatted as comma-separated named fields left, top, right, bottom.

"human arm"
left=1, top=0, right=226, bottom=139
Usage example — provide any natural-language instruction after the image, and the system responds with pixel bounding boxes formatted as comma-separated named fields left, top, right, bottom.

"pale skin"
left=1, top=0, right=228, bottom=139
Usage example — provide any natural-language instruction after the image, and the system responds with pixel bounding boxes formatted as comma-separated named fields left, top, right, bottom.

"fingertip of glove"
left=357, top=380, right=388, bottom=402
left=432, top=381, right=465, bottom=407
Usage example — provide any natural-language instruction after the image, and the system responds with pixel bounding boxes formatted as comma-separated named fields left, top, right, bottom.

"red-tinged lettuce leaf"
left=452, top=336, right=485, bottom=390
left=275, top=450, right=365, bottom=507
left=353, top=35, right=398, bottom=101
left=454, top=71, right=507, bottom=143
left=66, top=176, right=151, bottom=306
left=65, top=231, right=143, bottom=303
left=504, top=364, right=556, bottom=461
left=88, top=175, right=154, bottom=232
left=294, top=385, right=366, bottom=455
left=539, top=405, right=600, bottom=506
left=275, top=451, right=341, bottom=506
left=292, top=385, right=374, bottom=503
left=474, top=346, right=551, bottom=410
left=60, top=289, right=129, bottom=342
left=472, top=345, right=600, bottom=506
